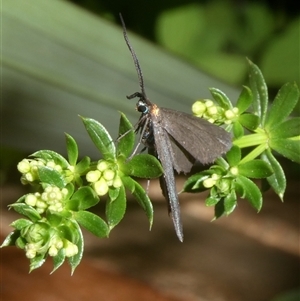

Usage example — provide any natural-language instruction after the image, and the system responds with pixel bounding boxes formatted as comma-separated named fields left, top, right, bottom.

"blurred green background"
left=1, top=0, right=299, bottom=183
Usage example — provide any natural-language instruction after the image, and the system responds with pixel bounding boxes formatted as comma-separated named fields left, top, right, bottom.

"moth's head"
left=136, top=100, right=149, bottom=114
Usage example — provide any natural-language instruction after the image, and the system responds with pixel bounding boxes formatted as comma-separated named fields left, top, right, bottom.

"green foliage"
left=1, top=61, right=299, bottom=274
left=184, top=60, right=299, bottom=217
left=155, top=2, right=298, bottom=86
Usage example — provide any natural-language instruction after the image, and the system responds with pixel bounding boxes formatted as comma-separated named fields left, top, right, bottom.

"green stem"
left=233, top=131, right=268, bottom=148
left=239, top=143, right=268, bottom=164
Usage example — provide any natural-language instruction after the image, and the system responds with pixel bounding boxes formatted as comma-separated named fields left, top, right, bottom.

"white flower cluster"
left=192, top=100, right=239, bottom=124
left=86, top=160, right=122, bottom=196
left=25, top=186, right=68, bottom=214
left=17, top=159, right=62, bottom=184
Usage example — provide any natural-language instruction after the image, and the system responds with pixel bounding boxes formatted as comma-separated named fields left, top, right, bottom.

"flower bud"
left=64, top=240, right=78, bottom=257
left=48, top=245, right=58, bottom=257
left=113, top=176, right=122, bottom=188
left=93, top=178, right=109, bottom=196
left=103, top=169, right=115, bottom=181
left=192, top=101, right=206, bottom=116
left=17, top=159, right=31, bottom=173
left=230, top=167, right=239, bottom=176
left=203, top=178, right=216, bottom=188
left=25, top=194, right=38, bottom=207
left=97, top=160, right=109, bottom=172
left=86, top=170, right=101, bottom=182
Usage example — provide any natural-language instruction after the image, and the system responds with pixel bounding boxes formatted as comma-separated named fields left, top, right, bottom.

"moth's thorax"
left=150, top=103, right=160, bottom=117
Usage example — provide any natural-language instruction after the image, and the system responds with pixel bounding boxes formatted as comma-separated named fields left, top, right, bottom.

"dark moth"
left=120, top=15, right=232, bottom=242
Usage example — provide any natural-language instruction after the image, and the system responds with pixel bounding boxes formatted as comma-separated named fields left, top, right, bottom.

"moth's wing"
left=151, top=123, right=184, bottom=242
left=168, top=135, right=195, bottom=173
left=159, top=108, right=232, bottom=164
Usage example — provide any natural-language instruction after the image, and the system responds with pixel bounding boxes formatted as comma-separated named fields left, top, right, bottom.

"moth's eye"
left=137, top=101, right=148, bottom=114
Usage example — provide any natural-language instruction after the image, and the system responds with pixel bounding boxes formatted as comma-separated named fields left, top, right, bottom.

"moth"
left=120, top=15, right=232, bottom=241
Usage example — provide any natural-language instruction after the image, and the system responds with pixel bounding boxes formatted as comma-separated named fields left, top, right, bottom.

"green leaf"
left=235, top=175, right=262, bottom=211
left=270, top=138, right=300, bottom=163
left=105, top=185, right=126, bottom=230
left=0, top=230, right=21, bottom=247
left=46, top=212, right=63, bottom=227
left=75, top=156, right=90, bottom=174
left=214, top=198, right=225, bottom=219
left=108, top=187, right=120, bottom=202
left=205, top=196, right=220, bottom=206
left=182, top=171, right=210, bottom=193
left=70, top=186, right=99, bottom=210
left=10, top=218, right=33, bottom=230
left=238, top=159, right=273, bottom=178
left=239, top=113, right=259, bottom=130
left=209, top=87, right=232, bottom=109
left=226, top=145, right=241, bottom=166
left=233, top=121, right=244, bottom=139
left=117, top=112, right=135, bottom=158
left=32, top=150, right=69, bottom=169
left=74, top=210, right=109, bottom=238
left=236, top=86, right=253, bottom=113
left=10, top=203, right=41, bottom=222
left=261, top=150, right=286, bottom=200
left=248, top=59, right=268, bottom=126
left=122, top=154, right=163, bottom=178
left=224, top=190, right=237, bottom=215
left=51, top=248, right=66, bottom=274
left=37, top=166, right=66, bottom=188
left=67, top=220, right=84, bottom=275
left=29, top=254, right=46, bottom=272
left=265, top=82, right=300, bottom=130
left=81, top=117, right=116, bottom=160
left=122, top=176, right=153, bottom=227
left=65, top=133, right=78, bottom=166
left=271, top=117, right=300, bottom=138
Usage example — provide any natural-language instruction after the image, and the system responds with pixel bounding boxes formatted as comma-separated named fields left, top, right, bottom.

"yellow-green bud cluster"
left=203, top=173, right=232, bottom=195
left=17, top=159, right=63, bottom=185
left=203, top=173, right=221, bottom=188
left=192, top=100, right=239, bottom=124
left=47, top=238, right=78, bottom=258
left=25, top=236, right=78, bottom=259
left=86, top=160, right=122, bottom=196
left=25, top=186, right=68, bottom=214
left=224, top=107, right=239, bottom=124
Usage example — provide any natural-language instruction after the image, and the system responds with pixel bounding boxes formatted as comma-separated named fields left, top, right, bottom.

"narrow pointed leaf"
left=271, top=118, right=300, bottom=138
left=10, top=203, right=41, bottom=222
left=209, top=88, right=232, bottom=109
left=248, top=59, right=268, bottom=126
left=51, top=248, right=66, bottom=274
left=105, top=185, right=126, bottom=230
left=74, top=210, right=109, bottom=238
left=235, top=175, right=262, bottom=211
left=236, top=86, right=253, bottom=113
left=238, top=159, right=273, bottom=178
left=226, top=145, right=241, bottom=166
left=239, top=113, right=259, bottom=130
left=265, top=82, right=300, bottom=130
left=123, top=154, right=163, bottom=178
left=32, top=150, right=69, bottom=168
left=65, top=133, right=78, bottom=166
left=270, top=138, right=300, bottom=163
left=67, top=220, right=84, bottom=275
left=37, top=166, right=66, bottom=188
left=29, top=254, right=46, bottom=272
left=117, top=112, right=135, bottom=158
left=81, top=117, right=115, bottom=160
left=261, top=149, right=286, bottom=200
left=122, top=176, right=153, bottom=227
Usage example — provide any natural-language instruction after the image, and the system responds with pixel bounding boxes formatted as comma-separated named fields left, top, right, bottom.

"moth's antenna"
left=119, top=13, right=147, bottom=99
